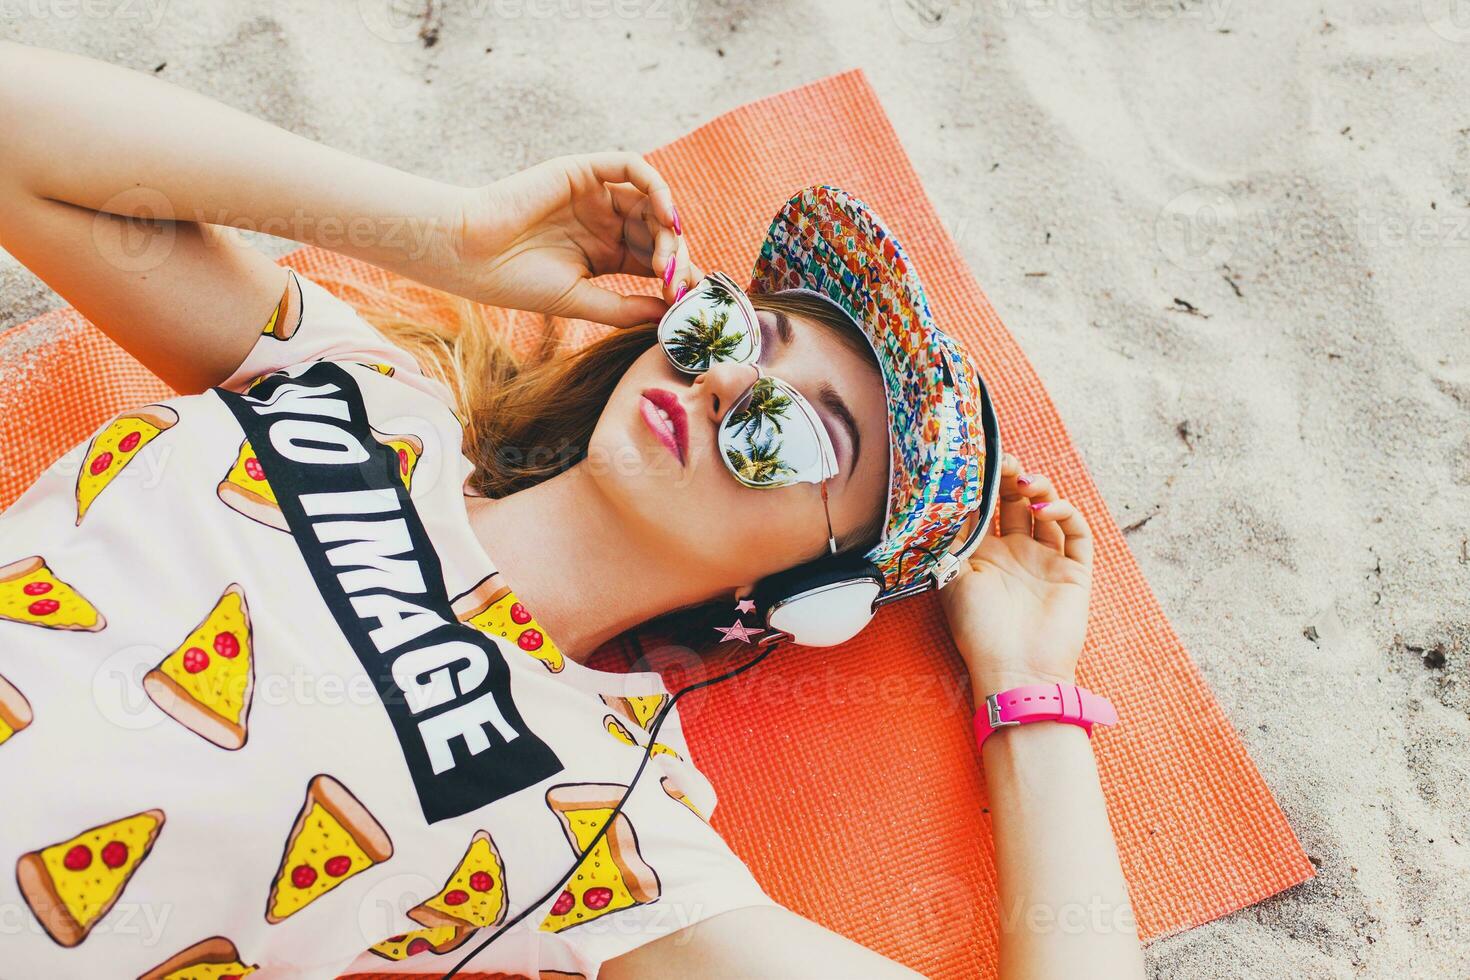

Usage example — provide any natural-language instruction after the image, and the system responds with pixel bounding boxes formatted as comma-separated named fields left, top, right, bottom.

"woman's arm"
left=0, top=41, right=455, bottom=390
left=0, top=42, right=691, bottom=391
left=943, top=454, right=1146, bottom=978
left=976, top=681, right=1143, bottom=976
left=608, top=455, right=1143, bottom=978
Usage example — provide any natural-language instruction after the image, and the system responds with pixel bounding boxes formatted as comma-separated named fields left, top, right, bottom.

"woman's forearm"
left=975, top=675, right=1146, bottom=979
left=0, top=42, right=461, bottom=276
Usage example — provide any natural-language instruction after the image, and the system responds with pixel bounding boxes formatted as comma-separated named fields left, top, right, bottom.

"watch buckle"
left=985, top=693, right=1018, bottom=730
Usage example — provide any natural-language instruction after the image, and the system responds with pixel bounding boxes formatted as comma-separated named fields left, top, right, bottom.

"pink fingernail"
left=664, top=257, right=675, bottom=286
left=1029, top=501, right=1048, bottom=512
left=1016, top=475, right=1032, bottom=486
left=673, top=283, right=689, bottom=303
left=672, top=206, right=683, bottom=236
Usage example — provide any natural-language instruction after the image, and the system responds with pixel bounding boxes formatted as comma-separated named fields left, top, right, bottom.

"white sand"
left=2, top=2, right=1467, bottom=975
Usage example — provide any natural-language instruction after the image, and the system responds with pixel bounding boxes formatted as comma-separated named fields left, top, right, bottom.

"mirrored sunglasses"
left=657, top=274, right=840, bottom=490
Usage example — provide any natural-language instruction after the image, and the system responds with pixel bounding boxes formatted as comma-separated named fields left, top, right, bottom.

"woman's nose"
left=695, top=361, right=760, bottom=422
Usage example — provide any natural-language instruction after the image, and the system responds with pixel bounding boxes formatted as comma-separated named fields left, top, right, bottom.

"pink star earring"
left=714, top=596, right=764, bottom=644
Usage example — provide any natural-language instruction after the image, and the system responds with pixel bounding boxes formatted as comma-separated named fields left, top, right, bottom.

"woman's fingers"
left=560, top=278, right=669, bottom=329
left=996, top=453, right=1034, bottom=537
left=1033, top=497, right=1094, bottom=568
left=645, top=204, right=695, bottom=301
left=999, top=458, right=1091, bottom=563
left=585, top=152, right=677, bottom=230
left=1013, top=471, right=1064, bottom=551
left=609, top=184, right=656, bottom=268
left=608, top=182, right=696, bottom=303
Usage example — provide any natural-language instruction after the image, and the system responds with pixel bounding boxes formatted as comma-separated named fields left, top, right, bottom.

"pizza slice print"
left=660, top=775, right=707, bottom=822
left=600, top=693, right=670, bottom=731
left=452, top=576, right=564, bottom=673
left=266, top=775, right=393, bottom=923
left=0, top=556, right=105, bottom=631
left=143, top=584, right=255, bottom=750
left=219, top=429, right=420, bottom=530
left=16, top=809, right=165, bottom=947
left=408, top=829, right=508, bottom=930
left=261, top=270, right=303, bottom=341
left=603, top=714, right=683, bottom=762
left=370, top=427, right=423, bottom=492
left=0, top=672, right=33, bottom=747
left=217, top=437, right=287, bottom=531
left=74, top=405, right=178, bottom=524
left=539, top=783, right=660, bottom=934
left=368, top=924, right=472, bottom=961
left=138, top=935, right=258, bottom=979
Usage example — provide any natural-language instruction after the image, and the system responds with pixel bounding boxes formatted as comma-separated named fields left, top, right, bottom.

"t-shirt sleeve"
left=219, top=268, right=426, bottom=393
left=535, top=755, right=781, bottom=978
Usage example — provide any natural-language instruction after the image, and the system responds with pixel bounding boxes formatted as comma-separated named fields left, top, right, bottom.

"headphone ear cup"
left=753, top=553, right=885, bottom=647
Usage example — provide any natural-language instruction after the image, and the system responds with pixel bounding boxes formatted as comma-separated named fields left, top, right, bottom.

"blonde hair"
left=308, top=271, right=886, bottom=646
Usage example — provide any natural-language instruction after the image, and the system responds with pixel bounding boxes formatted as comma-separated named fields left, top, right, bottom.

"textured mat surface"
left=0, top=70, right=1312, bottom=979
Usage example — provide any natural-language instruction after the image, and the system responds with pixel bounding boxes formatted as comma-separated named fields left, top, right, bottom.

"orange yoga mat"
left=0, top=71, right=1312, bottom=978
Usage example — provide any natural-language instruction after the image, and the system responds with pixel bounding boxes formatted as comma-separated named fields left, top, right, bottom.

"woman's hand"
left=441, top=152, right=701, bottom=327
left=938, top=453, right=1095, bottom=696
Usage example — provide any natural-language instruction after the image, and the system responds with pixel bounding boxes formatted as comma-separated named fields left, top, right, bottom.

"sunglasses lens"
left=658, top=277, right=758, bottom=373
left=718, top=377, right=835, bottom=488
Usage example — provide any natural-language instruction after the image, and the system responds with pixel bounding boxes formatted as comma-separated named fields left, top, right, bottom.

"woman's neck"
left=465, top=464, right=713, bottom=663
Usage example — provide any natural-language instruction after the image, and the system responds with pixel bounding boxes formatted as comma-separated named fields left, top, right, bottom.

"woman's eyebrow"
left=816, top=381, right=861, bottom=479
left=772, top=310, right=794, bottom=345
left=770, top=310, right=862, bottom=476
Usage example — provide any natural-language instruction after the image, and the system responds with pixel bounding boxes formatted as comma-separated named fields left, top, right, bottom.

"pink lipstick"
left=639, top=388, right=688, bottom=466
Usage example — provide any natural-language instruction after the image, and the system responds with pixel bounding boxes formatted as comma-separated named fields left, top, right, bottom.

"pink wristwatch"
left=973, top=683, right=1118, bottom=748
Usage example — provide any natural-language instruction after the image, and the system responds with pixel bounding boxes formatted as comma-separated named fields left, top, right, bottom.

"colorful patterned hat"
left=749, top=186, right=989, bottom=596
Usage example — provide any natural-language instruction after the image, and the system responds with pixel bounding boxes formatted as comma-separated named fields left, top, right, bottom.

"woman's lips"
left=639, top=388, right=688, bottom=466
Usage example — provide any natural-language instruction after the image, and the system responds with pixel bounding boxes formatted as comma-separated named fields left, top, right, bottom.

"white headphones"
left=751, top=375, right=1001, bottom=647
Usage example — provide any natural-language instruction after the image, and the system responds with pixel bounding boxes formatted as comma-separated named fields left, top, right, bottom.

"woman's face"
left=587, top=302, right=889, bottom=595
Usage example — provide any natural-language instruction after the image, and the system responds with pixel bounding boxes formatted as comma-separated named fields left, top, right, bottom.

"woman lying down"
left=0, top=42, right=1144, bottom=979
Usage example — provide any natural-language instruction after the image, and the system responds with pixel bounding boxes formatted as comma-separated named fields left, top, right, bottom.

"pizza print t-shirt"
left=0, top=270, right=776, bottom=978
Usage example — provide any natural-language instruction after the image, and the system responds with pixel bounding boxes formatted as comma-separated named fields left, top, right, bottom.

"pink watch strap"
left=973, top=683, right=1118, bottom=748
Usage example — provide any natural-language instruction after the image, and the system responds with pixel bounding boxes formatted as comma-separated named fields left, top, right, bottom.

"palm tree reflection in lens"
left=666, top=304, right=746, bottom=372
left=722, top=378, right=804, bottom=488
left=706, top=281, right=737, bottom=309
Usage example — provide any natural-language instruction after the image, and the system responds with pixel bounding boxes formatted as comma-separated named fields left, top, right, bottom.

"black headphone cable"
left=441, top=636, right=780, bottom=978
